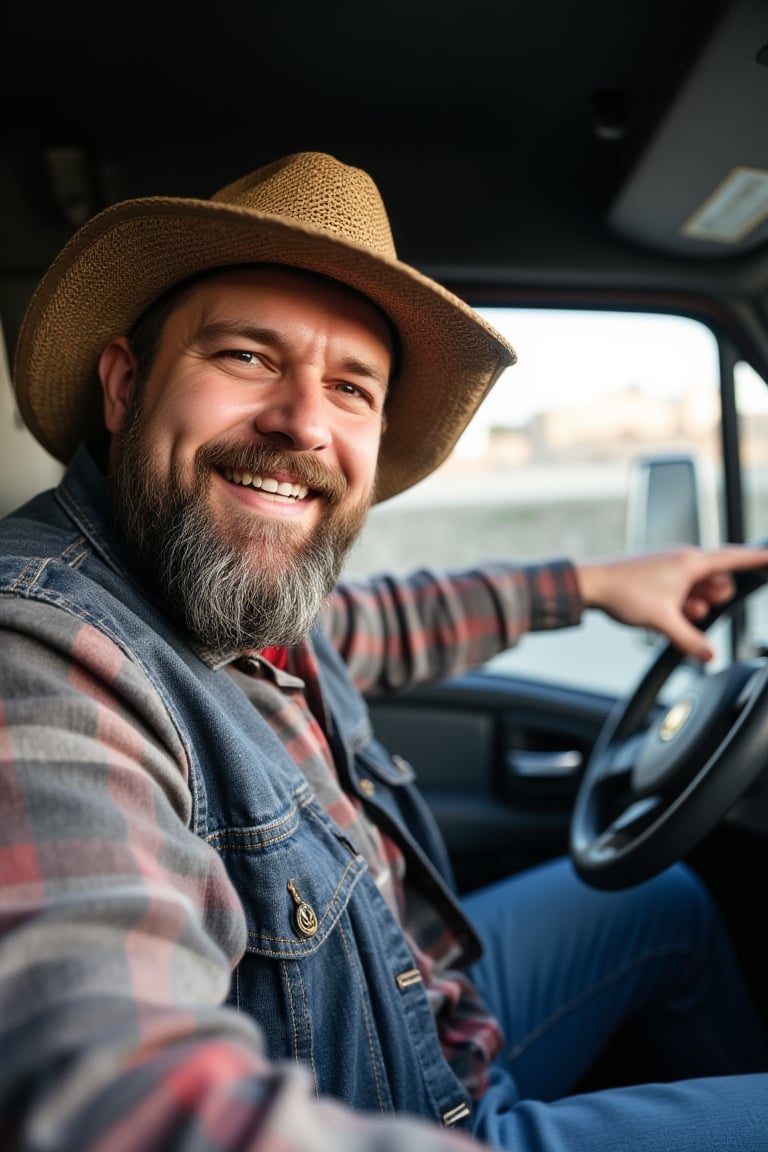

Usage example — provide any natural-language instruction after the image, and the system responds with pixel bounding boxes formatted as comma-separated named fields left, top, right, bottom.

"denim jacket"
left=0, top=445, right=479, bottom=1129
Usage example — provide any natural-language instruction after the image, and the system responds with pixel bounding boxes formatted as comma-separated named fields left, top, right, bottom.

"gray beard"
left=111, top=399, right=371, bottom=652
left=145, top=497, right=342, bottom=651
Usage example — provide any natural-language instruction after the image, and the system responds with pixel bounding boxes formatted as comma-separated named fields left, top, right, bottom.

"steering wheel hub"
left=659, top=696, right=694, bottom=742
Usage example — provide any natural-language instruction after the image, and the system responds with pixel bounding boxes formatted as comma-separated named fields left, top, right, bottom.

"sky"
left=469, top=308, right=722, bottom=430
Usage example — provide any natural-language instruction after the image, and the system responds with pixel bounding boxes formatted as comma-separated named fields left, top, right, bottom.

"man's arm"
left=324, top=560, right=582, bottom=695
left=325, top=545, right=768, bottom=695
left=0, top=601, right=480, bottom=1151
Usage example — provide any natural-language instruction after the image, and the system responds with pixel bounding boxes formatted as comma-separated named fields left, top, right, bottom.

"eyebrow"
left=196, top=320, right=391, bottom=390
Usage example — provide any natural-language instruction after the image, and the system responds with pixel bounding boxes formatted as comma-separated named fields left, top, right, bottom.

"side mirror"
left=625, top=454, right=717, bottom=551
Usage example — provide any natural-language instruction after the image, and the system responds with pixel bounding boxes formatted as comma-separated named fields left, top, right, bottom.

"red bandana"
left=260, top=646, right=289, bottom=670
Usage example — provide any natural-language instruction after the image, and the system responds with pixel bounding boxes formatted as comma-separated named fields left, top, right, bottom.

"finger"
left=683, top=595, right=714, bottom=621
left=704, top=547, right=768, bottom=574
left=693, top=573, right=736, bottom=605
left=666, top=617, right=714, bottom=663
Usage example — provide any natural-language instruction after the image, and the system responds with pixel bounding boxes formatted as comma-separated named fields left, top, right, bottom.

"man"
left=1, top=151, right=767, bottom=1151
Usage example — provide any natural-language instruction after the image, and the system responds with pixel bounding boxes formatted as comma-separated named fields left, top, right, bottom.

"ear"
left=99, top=336, right=137, bottom=436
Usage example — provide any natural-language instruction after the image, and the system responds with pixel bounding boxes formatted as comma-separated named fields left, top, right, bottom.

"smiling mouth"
left=221, top=467, right=310, bottom=501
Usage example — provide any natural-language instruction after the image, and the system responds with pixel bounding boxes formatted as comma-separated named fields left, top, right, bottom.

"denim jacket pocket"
left=213, top=793, right=407, bottom=1110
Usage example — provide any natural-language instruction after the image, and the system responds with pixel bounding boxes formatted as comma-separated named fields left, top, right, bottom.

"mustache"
left=197, top=440, right=349, bottom=503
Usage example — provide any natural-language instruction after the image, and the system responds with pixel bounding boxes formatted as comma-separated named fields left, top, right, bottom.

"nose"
left=252, top=375, right=333, bottom=452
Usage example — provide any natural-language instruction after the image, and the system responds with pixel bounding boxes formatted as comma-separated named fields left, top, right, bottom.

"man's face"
left=100, top=266, right=393, bottom=650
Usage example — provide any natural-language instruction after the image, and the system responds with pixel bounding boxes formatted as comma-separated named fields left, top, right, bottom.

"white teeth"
left=223, top=468, right=308, bottom=500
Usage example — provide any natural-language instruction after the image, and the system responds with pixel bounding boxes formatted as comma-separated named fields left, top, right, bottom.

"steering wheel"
left=570, top=563, right=768, bottom=890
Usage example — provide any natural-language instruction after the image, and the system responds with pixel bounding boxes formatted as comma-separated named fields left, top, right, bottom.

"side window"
left=0, top=318, right=63, bottom=514
left=737, top=358, right=768, bottom=542
left=343, top=308, right=726, bottom=695
left=736, top=358, right=768, bottom=651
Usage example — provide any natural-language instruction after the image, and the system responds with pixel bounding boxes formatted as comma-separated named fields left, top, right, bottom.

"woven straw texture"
left=14, top=152, right=516, bottom=503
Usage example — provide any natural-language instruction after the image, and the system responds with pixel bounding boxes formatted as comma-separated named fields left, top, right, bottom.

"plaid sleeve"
left=323, top=560, right=583, bottom=694
left=0, top=599, right=477, bottom=1152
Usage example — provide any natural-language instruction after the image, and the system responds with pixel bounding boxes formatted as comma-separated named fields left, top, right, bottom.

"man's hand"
left=575, top=545, right=768, bottom=662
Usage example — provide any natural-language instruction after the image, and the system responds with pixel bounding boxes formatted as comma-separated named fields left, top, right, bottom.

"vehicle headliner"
left=1, top=0, right=766, bottom=366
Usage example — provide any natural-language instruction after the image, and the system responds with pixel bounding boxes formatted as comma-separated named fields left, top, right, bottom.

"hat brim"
left=13, top=196, right=516, bottom=503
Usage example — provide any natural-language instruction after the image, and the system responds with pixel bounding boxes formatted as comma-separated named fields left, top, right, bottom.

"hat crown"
left=210, top=152, right=398, bottom=260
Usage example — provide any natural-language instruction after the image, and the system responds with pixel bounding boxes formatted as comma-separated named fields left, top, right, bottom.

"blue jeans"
left=463, top=857, right=768, bottom=1150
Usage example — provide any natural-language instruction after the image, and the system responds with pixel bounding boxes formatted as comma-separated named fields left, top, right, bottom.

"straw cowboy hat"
left=13, top=151, right=516, bottom=503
